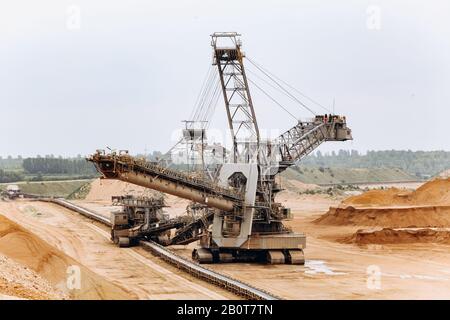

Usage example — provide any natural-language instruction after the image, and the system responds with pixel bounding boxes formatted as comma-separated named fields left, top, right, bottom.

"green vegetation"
left=297, top=184, right=363, bottom=197
left=0, top=155, right=98, bottom=183
left=67, top=182, right=92, bottom=200
left=22, top=157, right=97, bottom=175
left=302, top=150, right=450, bottom=178
left=0, top=156, right=23, bottom=170
left=1, top=150, right=448, bottom=186
left=0, top=169, right=24, bottom=183
left=22, top=174, right=97, bottom=181
left=0, top=180, right=92, bottom=197
left=283, top=166, right=417, bottom=185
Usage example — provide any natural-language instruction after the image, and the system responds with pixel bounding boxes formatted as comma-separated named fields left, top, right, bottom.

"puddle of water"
left=304, top=260, right=346, bottom=275
left=383, top=272, right=448, bottom=282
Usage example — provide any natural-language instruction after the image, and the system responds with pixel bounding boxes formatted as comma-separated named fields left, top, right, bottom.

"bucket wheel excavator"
left=88, top=32, right=352, bottom=264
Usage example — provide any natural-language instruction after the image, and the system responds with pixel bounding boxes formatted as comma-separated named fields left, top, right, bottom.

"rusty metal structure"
left=88, top=32, right=352, bottom=264
left=111, top=195, right=170, bottom=247
left=110, top=194, right=216, bottom=247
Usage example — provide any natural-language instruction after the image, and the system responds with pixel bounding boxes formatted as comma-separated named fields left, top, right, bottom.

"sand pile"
left=85, top=178, right=159, bottom=202
left=316, top=206, right=450, bottom=227
left=0, top=214, right=134, bottom=299
left=341, top=188, right=405, bottom=207
left=411, top=178, right=450, bottom=204
left=315, top=178, right=450, bottom=228
left=343, top=228, right=450, bottom=245
left=341, top=178, right=450, bottom=207
left=0, top=254, right=65, bottom=299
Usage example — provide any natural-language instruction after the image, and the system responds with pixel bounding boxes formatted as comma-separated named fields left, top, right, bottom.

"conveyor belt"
left=42, top=198, right=280, bottom=300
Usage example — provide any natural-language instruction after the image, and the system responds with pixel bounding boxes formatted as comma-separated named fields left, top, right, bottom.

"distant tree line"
left=0, top=169, right=23, bottom=183
left=302, top=150, right=450, bottom=177
left=0, top=156, right=23, bottom=170
left=22, top=157, right=97, bottom=175
left=1, top=150, right=449, bottom=181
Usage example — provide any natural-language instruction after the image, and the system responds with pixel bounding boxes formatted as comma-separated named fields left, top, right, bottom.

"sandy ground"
left=168, top=190, right=450, bottom=299
left=317, top=178, right=450, bottom=228
left=344, top=227, right=450, bottom=245
left=0, top=254, right=64, bottom=300
left=0, top=200, right=235, bottom=300
left=3, top=177, right=450, bottom=299
left=0, top=212, right=133, bottom=300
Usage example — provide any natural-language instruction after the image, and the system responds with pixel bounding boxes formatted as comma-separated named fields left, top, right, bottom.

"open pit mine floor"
left=0, top=200, right=236, bottom=300
left=2, top=184, right=450, bottom=299
left=169, top=193, right=450, bottom=299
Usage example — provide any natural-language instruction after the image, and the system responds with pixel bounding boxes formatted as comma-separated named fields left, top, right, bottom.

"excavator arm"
left=274, top=115, right=352, bottom=173
left=88, top=151, right=243, bottom=212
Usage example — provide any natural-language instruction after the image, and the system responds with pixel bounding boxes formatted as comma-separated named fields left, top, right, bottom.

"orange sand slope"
left=342, top=228, right=450, bottom=245
left=341, top=178, right=450, bottom=207
left=0, top=214, right=134, bottom=300
left=0, top=253, right=64, bottom=300
left=316, top=178, right=450, bottom=228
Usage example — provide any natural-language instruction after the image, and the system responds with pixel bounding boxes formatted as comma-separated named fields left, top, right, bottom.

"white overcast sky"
left=1, top=0, right=449, bottom=157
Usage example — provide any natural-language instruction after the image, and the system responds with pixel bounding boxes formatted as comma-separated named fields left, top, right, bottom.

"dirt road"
left=77, top=189, right=450, bottom=299
left=0, top=200, right=235, bottom=300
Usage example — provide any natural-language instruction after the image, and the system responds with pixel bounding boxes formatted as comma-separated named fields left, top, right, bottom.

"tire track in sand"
left=85, top=223, right=227, bottom=300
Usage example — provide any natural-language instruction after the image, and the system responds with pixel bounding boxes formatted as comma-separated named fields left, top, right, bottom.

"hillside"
left=0, top=180, right=91, bottom=197
left=302, top=150, right=450, bottom=178
left=283, top=166, right=418, bottom=185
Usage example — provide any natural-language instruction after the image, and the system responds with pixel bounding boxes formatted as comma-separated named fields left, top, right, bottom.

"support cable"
left=246, top=56, right=332, bottom=114
left=189, top=65, right=213, bottom=121
left=247, top=78, right=298, bottom=121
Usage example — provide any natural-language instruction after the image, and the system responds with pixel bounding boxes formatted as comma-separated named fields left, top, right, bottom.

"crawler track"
left=40, top=198, right=280, bottom=300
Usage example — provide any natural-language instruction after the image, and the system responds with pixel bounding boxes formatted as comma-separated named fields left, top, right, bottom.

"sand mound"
left=412, top=178, right=450, bottom=204
left=0, top=214, right=134, bottom=299
left=0, top=254, right=64, bottom=300
left=343, top=228, right=450, bottom=245
left=315, top=205, right=450, bottom=227
left=341, top=188, right=404, bottom=207
left=342, top=178, right=450, bottom=207
left=315, top=178, right=450, bottom=228
left=85, top=178, right=159, bottom=202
